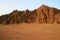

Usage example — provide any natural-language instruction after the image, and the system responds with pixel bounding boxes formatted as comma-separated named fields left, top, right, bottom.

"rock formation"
left=0, top=5, right=60, bottom=24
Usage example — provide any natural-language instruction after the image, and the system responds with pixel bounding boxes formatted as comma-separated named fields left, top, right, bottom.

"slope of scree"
left=0, top=5, right=60, bottom=24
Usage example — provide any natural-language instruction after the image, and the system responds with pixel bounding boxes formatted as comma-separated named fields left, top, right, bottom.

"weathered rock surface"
left=0, top=5, right=60, bottom=24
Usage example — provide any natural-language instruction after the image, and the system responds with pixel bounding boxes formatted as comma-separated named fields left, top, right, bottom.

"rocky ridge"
left=0, top=5, right=60, bottom=24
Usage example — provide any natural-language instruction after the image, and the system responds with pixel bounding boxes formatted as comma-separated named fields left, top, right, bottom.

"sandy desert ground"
left=0, top=23, right=60, bottom=40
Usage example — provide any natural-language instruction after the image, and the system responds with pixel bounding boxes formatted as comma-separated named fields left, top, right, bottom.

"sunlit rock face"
left=0, top=5, right=60, bottom=24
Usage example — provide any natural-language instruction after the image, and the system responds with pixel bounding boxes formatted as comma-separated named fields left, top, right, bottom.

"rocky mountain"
left=0, top=5, right=60, bottom=24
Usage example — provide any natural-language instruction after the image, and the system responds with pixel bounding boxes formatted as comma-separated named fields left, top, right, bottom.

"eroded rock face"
left=0, top=5, right=60, bottom=24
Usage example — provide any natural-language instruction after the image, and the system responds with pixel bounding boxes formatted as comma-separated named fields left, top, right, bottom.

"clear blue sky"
left=0, top=0, right=60, bottom=16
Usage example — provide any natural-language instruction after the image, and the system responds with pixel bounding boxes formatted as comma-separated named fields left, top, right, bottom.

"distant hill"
left=0, top=5, right=60, bottom=24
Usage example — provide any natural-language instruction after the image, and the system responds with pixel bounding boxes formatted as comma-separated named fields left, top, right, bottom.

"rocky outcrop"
left=0, top=5, right=60, bottom=24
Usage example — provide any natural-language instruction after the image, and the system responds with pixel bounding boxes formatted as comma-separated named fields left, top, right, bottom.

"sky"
left=0, top=0, right=60, bottom=16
